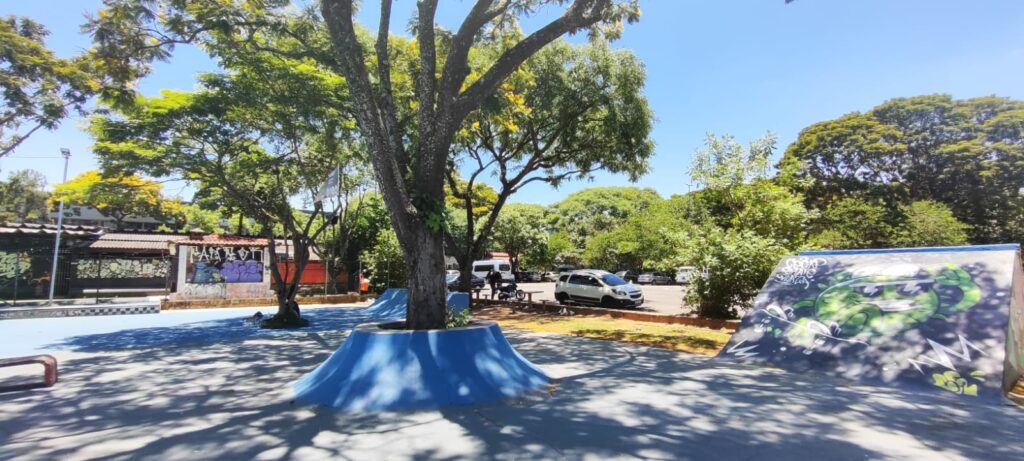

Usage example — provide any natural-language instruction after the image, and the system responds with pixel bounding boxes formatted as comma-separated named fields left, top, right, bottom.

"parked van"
left=675, top=266, right=700, bottom=284
left=472, top=259, right=514, bottom=283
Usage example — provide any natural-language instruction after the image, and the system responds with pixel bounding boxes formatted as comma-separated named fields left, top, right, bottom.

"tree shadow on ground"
left=42, top=307, right=374, bottom=352
left=0, top=309, right=1021, bottom=460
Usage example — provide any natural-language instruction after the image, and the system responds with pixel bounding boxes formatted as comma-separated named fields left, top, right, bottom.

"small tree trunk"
left=458, top=201, right=476, bottom=292
left=267, top=236, right=311, bottom=322
left=266, top=242, right=296, bottom=319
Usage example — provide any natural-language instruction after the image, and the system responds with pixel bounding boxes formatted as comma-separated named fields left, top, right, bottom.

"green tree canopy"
left=894, top=200, right=970, bottom=247
left=779, top=94, right=1024, bottom=245
left=0, top=169, right=49, bottom=223
left=491, top=203, right=548, bottom=273
left=582, top=199, right=690, bottom=272
left=445, top=38, right=654, bottom=290
left=0, top=16, right=98, bottom=157
left=50, top=170, right=163, bottom=230
left=86, top=0, right=642, bottom=329
left=89, top=37, right=369, bottom=322
left=548, top=186, right=662, bottom=250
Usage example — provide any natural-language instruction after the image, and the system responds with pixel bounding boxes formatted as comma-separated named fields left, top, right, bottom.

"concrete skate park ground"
left=1, top=304, right=1022, bottom=460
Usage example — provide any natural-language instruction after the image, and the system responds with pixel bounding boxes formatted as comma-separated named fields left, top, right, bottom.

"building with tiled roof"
left=174, top=232, right=270, bottom=248
left=88, top=233, right=186, bottom=252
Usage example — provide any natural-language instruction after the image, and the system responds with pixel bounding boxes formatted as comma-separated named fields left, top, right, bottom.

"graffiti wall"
left=720, top=245, right=1023, bottom=403
left=76, top=258, right=170, bottom=279
left=173, top=244, right=271, bottom=300
left=0, top=250, right=33, bottom=299
left=186, top=246, right=264, bottom=284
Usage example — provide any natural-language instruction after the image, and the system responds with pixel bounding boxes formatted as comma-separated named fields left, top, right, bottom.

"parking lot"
left=508, top=282, right=692, bottom=315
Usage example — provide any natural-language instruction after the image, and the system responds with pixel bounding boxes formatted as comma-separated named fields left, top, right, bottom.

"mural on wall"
left=77, top=258, right=170, bottom=279
left=0, top=251, right=33, bottom=298
left=721, top=247, right=1023, bottom=403
left=0, top=251, right=30, bottom=280
left=186, top=246, right=264, bottom=284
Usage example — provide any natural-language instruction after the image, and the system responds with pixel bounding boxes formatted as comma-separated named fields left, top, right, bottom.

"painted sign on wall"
left=186, top=245, right=264, bottom=284
left=720, top=245, right=1023, bottom=403
left=77, top=258, right=170, bottom=279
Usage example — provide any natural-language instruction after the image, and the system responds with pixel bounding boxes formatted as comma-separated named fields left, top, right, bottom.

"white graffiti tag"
left=907, top=335, right=987, bottom=375
left=727, top=339, right=759, bottom=358
left=774, top=257, right=827, bottom=288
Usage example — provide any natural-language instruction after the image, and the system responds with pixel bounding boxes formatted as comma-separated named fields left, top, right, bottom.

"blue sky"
left=2, top=0, right=1023, bottom=205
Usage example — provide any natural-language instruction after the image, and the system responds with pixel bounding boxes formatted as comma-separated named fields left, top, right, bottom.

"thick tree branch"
left=416, top=0, right=439, bottom=145
left=453, top=0, right=609, bottom=120
left=321, top=0, right=416, bottom=229
left=437, top=0, right=508, bottom=102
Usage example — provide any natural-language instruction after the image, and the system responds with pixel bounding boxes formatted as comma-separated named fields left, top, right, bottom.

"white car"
left=554, top=270, right=644, bottom=309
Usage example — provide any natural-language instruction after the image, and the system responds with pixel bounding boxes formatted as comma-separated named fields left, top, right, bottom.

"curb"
left=471, top=298, right=739, bottom=331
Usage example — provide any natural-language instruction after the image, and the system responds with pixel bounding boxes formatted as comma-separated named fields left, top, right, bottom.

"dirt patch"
left=474, top=306, right=731, bottom=356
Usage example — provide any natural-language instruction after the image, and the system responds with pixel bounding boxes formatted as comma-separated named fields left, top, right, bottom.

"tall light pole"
left=48, top=148, right=71, bottom=305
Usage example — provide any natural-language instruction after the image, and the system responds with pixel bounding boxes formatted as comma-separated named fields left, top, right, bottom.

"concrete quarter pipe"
left=720, top=244, right=1024, bottom=403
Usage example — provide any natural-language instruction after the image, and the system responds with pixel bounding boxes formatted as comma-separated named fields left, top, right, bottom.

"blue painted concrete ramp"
left=363, top=289, right=470, bottom=320
left=293, top=320, right=550, bottom=412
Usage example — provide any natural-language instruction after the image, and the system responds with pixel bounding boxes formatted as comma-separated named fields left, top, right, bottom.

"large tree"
left=779, top=94, right=1024, bottom=245
left=581, top=199, right=688, bottom=272
left=548, top=186, right=662, bottom=251
left=490, top=203, right=548, bottom=274
left=90, top=51, right=365, bottom=324
left=0, top=169, right=49, bottom=223
left=0, top=16, right=98, bottom=157
left=445, top=38, right=653, bottom=289
left=88, top=0, right=640, bottom=329
left=50, top=170, right=163, bottom=230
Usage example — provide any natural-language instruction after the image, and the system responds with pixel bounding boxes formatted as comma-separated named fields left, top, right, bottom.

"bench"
left=510, top=290, right=546, bottom=313
left=0, top=354, right=58, bottom=392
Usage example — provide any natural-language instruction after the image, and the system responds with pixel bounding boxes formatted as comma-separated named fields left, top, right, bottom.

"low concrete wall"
left=472, top=298, right=739, bottom=331
left=162, top=293, right=367, bottom=310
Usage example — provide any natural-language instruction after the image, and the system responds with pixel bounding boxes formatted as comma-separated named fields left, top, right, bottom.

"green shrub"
left=685, top=228, right=790, bottom=319
left=446, top=309, right=472, bottom=328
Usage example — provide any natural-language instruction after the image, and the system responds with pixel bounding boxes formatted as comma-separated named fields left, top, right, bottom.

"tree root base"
left=259, top=315, right=310, bottom=329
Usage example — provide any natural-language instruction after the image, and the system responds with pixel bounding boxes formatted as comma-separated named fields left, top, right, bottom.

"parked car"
left=445, top=273, right=485, bottom=291
left=525, top=271, right=542, bottom=282
left=615, top=270, right=639, bottom=283
left=542, top=271, right=560, bottom=282
left=554, top=269, right=644, bottom=309
left=637, top=272, right=673, bottom=285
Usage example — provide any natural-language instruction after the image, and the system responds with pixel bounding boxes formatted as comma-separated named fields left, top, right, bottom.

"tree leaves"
left=780, top=94, right=1024, bottom=246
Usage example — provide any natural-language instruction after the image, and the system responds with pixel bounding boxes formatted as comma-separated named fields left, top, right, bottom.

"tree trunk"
left=458, top=198, right=476, bottom=292
left=398, top=225, right=447, bottom=329
left=266, top=236, right=311, bottom=322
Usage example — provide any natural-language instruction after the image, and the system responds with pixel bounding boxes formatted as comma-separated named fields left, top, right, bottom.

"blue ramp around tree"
left=363, top=289, right=401, bottom=311
left=363, top=289, right=471, bottom=320
left=292, top=320, right=550, bottom=412
left=719, top=244, right=1024, bottom=403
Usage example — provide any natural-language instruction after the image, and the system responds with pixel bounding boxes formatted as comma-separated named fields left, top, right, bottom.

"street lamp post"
left=47, top=148, right=71, bottom=305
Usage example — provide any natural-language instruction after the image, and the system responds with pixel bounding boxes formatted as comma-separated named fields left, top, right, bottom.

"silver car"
left=638, top=272, right=672, bottom=285
left=554, top=270, right=644, bottom=308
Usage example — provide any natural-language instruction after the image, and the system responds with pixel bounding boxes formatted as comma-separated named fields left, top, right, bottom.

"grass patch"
left=475, top=307, right=731, bottom=356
